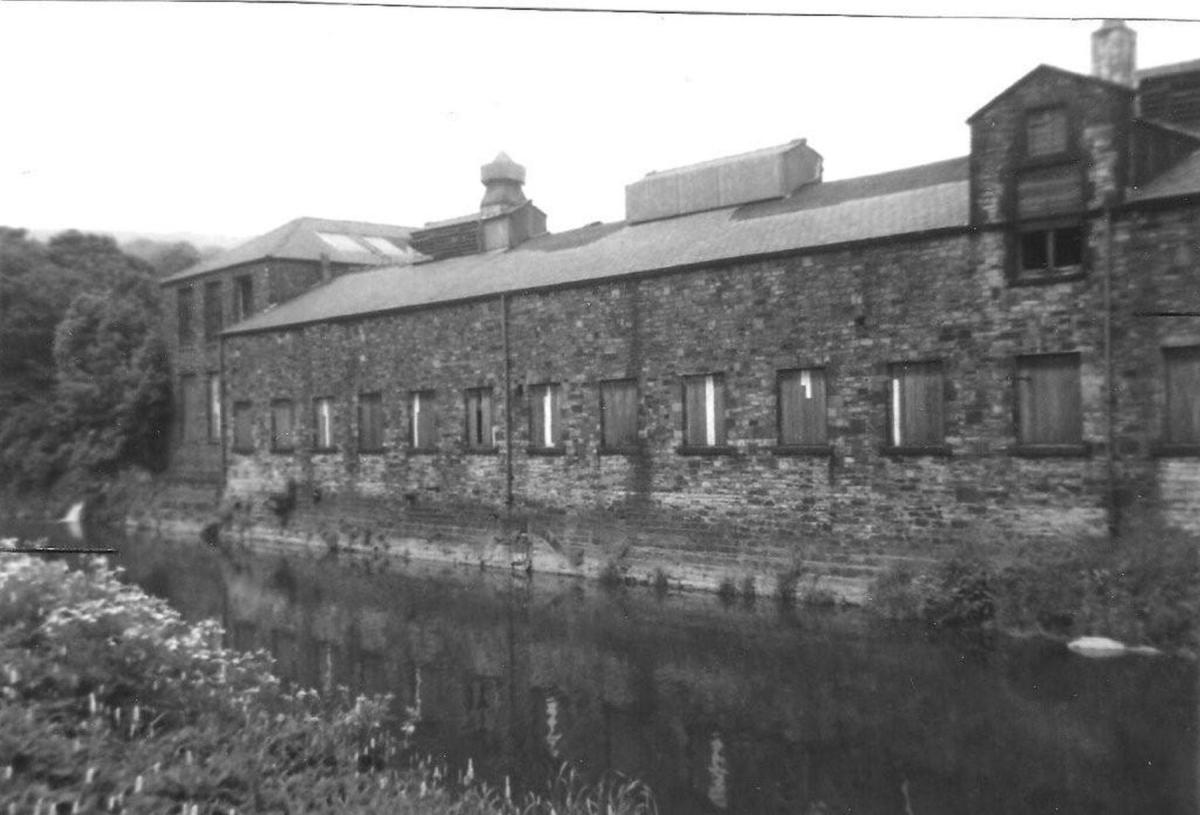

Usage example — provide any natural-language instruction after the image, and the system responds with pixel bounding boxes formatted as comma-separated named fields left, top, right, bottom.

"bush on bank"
left=870, top=522, right=1200, bottom=655
left=0, top=555, right=657, bottom=814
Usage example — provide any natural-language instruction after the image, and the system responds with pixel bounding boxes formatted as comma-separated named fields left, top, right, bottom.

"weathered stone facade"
left=160, top=31, right=1200, bottom=589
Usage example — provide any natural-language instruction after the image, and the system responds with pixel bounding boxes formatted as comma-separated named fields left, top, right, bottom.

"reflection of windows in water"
left=317, top=642, right=342, bottom=695
left=271, top=630, right=298, bottom=681
left=358, top=651, right=387, bottom=696
left=229, top=621, right=257, bottom=652
left=707, top=731, right=728, bottom=810
left=465, top=676, right=500, bottom=732
left=544, top=693, right=563, bottom=759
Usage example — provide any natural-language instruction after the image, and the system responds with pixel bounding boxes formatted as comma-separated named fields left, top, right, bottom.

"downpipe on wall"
left=1103, top=206, right=1117, bottom=537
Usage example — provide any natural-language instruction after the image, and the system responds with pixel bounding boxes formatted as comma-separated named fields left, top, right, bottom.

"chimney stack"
left=1092, top=19, right=1137, bottom=87
left=480, top=152, right=527, bottom=219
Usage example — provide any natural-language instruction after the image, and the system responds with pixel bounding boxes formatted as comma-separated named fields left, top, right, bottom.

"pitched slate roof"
left=162, top=217, right=415, bottom=284
left=1138, top=58, right=1200, bottom=81
left=1128, top=149, right=1200, bottom=203
left=225, top=157, right=970, bottom=336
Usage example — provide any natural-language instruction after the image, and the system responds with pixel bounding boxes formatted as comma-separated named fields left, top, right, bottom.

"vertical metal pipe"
left=1103, top=207, right=1117, bottom=537
left=502, top=294, right=513, bottom=510
left=219, top=334, right=228, bottom=494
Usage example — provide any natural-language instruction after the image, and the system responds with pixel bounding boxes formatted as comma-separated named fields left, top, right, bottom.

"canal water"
left=23, top=525, right=1200, bottom=813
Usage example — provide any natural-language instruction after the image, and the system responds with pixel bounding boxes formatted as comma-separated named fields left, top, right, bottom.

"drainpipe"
left=501, top=294, right=514, bottom=512
left=1103, top=206, right=1117, bottom=537
left=219, top=334, right=228, bottom=495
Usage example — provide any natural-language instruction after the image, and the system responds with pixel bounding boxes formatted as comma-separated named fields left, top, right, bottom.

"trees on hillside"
left=0, top=228, right=174, bottom=490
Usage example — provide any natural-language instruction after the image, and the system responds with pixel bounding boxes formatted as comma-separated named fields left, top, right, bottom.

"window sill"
left=772, top=444, right=832, bottom=457
left=1010, top=443, right=1090, bottom=458
left=1010, top=269, right=1086, bottom=287
left=465, top=447, right=499, bottom=456
left=883, top=445, right=952, bottom=458
left=526, top=447, right=566, bottom=457
left=358, top=448, right=387, bottom=456
left=1154, top=443, right=1200, bottom=458
left=598, top=446, right=642, bottom=456
left=676, top=445, right=738, bottom=457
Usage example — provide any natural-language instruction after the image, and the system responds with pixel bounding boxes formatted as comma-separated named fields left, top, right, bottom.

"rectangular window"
left=1164, top=346, right=1200, bottom=445
left=177, top=286, right=194, bottom=346
left=233, top=401, right=254, bottom=452
left=179, top=374, right=197, bottom=442
left=313, top=397, right=335, bottom=450
left=410, top=390, right=438, bottom=450
left=600, top=379, right=638, bottom=450
left=778, top=368, right=828, bottom=447
left=234, top=275, right=254, bottom=322
left=203, top=281, right=223, bottom=342
left=1019, top=225, right=1084, bottom=273
left=206, top=373, right=221, bottom=444
left=1017, top=166, right=1082, bottom=219
left=357, top=392, right=384, bottom=452
left=889, top=361, right=945, bottom=448
left=1016, top=354, right=1082, bottom=446
left=682, top=373, right=726, bottom=448
left=464, top=387, right=494, bottom=450
left=270, top=399, right=295, bottom=453
left=529, top=383, right=562, bottom=449
left=1025, top=107, right=1068, bottom=158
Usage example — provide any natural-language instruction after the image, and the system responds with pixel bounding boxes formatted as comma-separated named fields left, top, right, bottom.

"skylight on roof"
left=362, top=236, right=410, bottom=257
left=315, top=232, right=369, bottom=253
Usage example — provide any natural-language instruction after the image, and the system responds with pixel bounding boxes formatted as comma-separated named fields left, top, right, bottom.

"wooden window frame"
left=203, top=280, right=223, bottom=343
left=599, top=379, right=639, bottom=454
left=680, top=372, right=732, bottom=454
left=206, top=373, right=221, bottom=444
left=1160, top=346, right=1200, bottom=455
left=528, top=382, right=564, bottom=455
left=357, top=392, right=385, bottom=453
left=270, top=398, right=296, bottom=454
left=775, top=367, right=830, bottom=454
left=1012, top=353, right=1087, bottom=456
left=312, top=396, right=336, bottom=452
left=232, top=401, right=254, bottom=453
left=464, top=387, right=495, bottom=453
left=234, top=274, right=254, bottom=322
left=1023, top=105, right=1071, bottom=161
left=177, top=286, right=195, bottom=347
left=887, top=361, right=949, bottom=456
left=178, top=373, right=197, bottom=443
left=409, top=390, right=438, bottom=453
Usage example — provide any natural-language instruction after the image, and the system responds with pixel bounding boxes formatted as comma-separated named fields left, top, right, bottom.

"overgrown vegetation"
left=0, top=554, right=658, bottom=813
left=0, top=228, right=175, bottom=494
left=870, top=521, right=1200, bottom=654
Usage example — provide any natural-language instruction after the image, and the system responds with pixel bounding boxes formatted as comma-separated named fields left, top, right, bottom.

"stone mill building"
left=158, top=21, right=1200, bottom=592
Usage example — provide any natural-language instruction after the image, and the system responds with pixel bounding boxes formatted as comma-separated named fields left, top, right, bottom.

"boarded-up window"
left=233, top=401, right=254, bottom=451
left=271, top=399, right=295, bottom=452
left=313, top=397, right=335, bottom=450
left=410, top=391, right=438, bottom=449
left=600, top=379, right=638, bottom=450
left=778, top=368, right=828, bottom=446
left=234, top=275, right=254, bottom=322
left=889, top=361, right=944, bottom=447
left=207, top=373, right=221, bottom=444
left=464, top=387, right=494, bottom=450
left=1165, top=346, right=1200, bottom=445
left=358, top=392, right=384, bottom=451
left=1016, top=354, right=1082, bottom=445
left=179, top=374, right=197, bottom=442
left=1025, top=107, right=1068, bottom=158
left=1017, top=166, right=1082, bottom=220
left=203, top=281, right=223, bottom=342
left=177, top=286, right=194, bottom=346
left=529, top=383, right=562, bottom=449
left=682, top=373, right=726, bottom=448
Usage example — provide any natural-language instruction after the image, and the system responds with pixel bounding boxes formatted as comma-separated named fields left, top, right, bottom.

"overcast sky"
left=3, top=1, right=1199, bottom=245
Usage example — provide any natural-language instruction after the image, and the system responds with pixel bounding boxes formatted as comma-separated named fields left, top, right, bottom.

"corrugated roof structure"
left=226, top=158, right=970, bottom=336
left=163, top=217, right=416, bottom=284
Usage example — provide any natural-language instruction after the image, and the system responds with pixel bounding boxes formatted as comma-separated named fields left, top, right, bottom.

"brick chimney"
left=1092, top=19, right=1136, bottom=87
left=480, top=152, right=527, bottom=218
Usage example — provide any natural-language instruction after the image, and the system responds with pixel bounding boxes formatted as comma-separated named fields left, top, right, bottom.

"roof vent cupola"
left=1092, top=19, right=1137, bottom=87
left=480, top=152, right=528, bottom=218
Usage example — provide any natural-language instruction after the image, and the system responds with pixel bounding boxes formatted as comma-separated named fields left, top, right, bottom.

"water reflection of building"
left=121, top=534, right=1199, bottom=815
